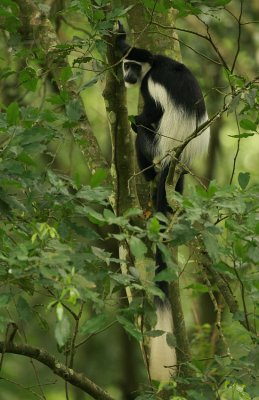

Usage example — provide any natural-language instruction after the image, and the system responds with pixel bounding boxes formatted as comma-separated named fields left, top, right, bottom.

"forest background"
left=0, top=0, right=258, bottom=399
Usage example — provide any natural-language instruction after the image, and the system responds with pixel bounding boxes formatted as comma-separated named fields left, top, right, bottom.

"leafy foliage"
left=0, top=0, right=258, bottom=399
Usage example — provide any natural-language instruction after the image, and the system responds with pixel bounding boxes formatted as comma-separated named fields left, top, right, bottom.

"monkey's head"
left=116, top=21, right=153, bottom=87
left=122, top=59, right=152, bottom=87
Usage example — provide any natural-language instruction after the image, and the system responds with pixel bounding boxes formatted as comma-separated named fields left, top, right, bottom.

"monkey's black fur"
left=116, top=22, right=209, bottom=294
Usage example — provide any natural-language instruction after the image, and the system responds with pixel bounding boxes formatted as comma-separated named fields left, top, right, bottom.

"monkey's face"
left=123, top=61, right=142, bottom=86
left=122, top=60, right=151, bottom=87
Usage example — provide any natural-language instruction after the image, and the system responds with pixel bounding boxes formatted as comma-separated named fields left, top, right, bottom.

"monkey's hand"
left=117, top=21, right=126, bottom=36
left=131, top=115, right=140, bottom=133
left=115, top=20, right=126, bottom=41
left=115, top=21, right=129, bottom=54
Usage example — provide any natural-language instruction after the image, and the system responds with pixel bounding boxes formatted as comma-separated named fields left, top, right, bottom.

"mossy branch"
left=0, top=341, right=114, bottom=400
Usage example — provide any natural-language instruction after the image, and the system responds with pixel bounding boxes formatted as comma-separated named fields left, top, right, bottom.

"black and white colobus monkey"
left=116, top=22, right=210, bottom=381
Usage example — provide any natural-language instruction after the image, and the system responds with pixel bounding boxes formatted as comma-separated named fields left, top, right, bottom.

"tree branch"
left=0, top=341, right=114, bottom=400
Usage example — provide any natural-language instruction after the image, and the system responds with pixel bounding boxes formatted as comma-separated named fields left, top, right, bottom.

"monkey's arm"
left=115, top=21, right=130, bottom=55
left=132, top=93, right=163, bottom=133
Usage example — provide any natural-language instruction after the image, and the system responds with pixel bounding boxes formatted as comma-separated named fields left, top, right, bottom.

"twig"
left=60, top=16, right=92, bottom=36
left=232, top=260, right=250, bottom=331
left=69, top=302, right=85, bottom=368
left=74, top=321, right=117, bottom=350
left=231, top=0, right=244, bottom=73
left=30, top=359, right=47, bottom=400
left=203, top=272, right=232, bottom=359
left=0, top=322, right=18, bottom=371
left=0, top=376, right=46, bottom=400
left=151, top=20, right=230, bottom=70
left=229, top=110, right=242, bottom=184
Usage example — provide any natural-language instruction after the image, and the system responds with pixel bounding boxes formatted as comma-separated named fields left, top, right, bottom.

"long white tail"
left=149, top=300, right=177, bottom=381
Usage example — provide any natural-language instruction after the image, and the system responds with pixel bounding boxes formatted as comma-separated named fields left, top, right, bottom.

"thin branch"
left=231, top=0, right=244, bottom=73
left=151, top=21, right=208, bottom=41
left=203, top=272, right=232, bottom=359
left=69, top=302, right=84, bottom=368
left=151, top=21, right=229, bottom=70
left=74, top=321, right=117, bottom=350
left=232, top=260, right=250, bottom=331
left=30, top=358, right=47, bottom=400
left=205, top=25, right=229, bottom=70
left=241, top=21, right=259, bottom=25
left=0, top=376, right=46, bottom=400
left=229, top=110, right=241, bottom=184
left=60, top=16, right=92, bottom=36
left=0, top=341, right=114, bottom=400
left=0, top=322, right=18, bottom=371
left=148, top=28, right=221, bottom=65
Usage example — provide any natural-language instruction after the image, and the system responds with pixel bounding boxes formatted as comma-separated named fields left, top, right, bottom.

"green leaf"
left=55, top=315, right=70, bottom=347
left=6, top=101, right=19, bottom=125
left=60, top=66, right=73, bottom=83
left=147, top=217, right=161, bottom=240
left=185, top=283, right=209, bottom=293
left=0, top=316, right=12, bottom=333
left=89, top=169, right=108, bottom=187
left=56, top=302, right=64, bottom=321
left=203, top=233, right=219, bottom=262
left=154, top=267, right=177, bottom=283
left=76, top=185, right=110, bottom=205
left=110, top=272, right=134, bottom=286
left=65, top=99, right=82, bottom=122
left=228, top=93, right=242, bottom=114
left=157, top=242, right=177, bottom=270
left=123, top=208, right=142, bottom=218
left=81, top=314, right=111, bottom=334
left=0, top=67, right=15, bottom=80
left=17, top=152, right=36, bottom=166
left=166, top=332, right=176, bottom=348
left=238, top=172, right=250, bottom=190
left=19, top=67, right=38, bottom=91
left=46, top=91, right=69, bottom=105
left=14, top=126, right=55, bottom=146
left=129, top=236, right=147, bottom=259
left=228, top=133, right=254, bottom=139
left=16, top=296, right=34, bottom=321
left=171, top=222, right=196, bottom=246
left=76, top=205, right=105, bottom=225
left=66, top=222, right=101, bottom=241
left=78, top=76, right=99, bottom=92
left=145, top=330, right=164, bottom=338
left=239, top=119, right=257, bottom=131
left=117, top=315, right=142, bottom=341
left=248, top=245, right=259, bottom=262
left=0, top=292, right=11, bottom=307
